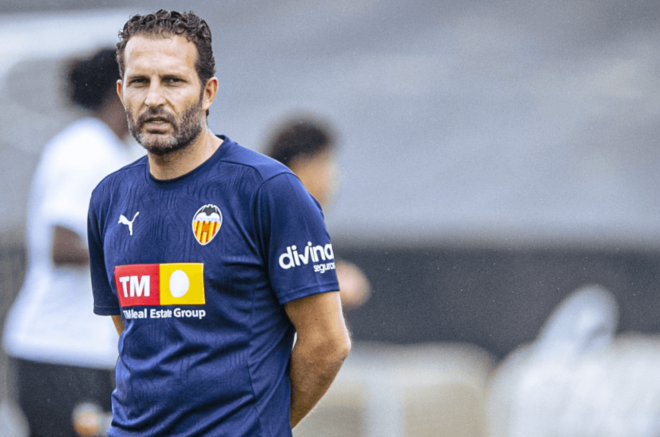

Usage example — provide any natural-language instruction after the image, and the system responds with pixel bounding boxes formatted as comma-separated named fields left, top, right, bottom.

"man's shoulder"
left=220, top=137, right=293, bottom=182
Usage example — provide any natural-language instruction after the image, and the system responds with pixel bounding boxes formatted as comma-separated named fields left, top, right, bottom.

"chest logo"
left=114, top=263, right=205, bottom=308
left=118, top=212, right=139, bottom=236
left=192, top=204, right=222, bottom=246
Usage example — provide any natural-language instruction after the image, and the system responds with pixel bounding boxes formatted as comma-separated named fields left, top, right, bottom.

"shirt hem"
left=278, top=283, right=339, bottom=305
left=94, top=306, right=121, bottom=316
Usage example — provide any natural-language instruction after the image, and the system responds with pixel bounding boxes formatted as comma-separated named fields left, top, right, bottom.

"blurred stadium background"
left=2, top=0, right=660, bottom=435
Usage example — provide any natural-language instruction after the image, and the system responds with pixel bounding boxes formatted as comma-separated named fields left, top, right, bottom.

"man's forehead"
left=124, top=34, right=197, bottom=73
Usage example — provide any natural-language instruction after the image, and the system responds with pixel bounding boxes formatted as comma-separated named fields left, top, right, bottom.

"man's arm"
left=52, top=226, right=89, bottom=265
left=285, top=291, right=351, bottom=428
left=111, top=315, right=125, bottom=335
left=336, top=259, right=371, bottom=310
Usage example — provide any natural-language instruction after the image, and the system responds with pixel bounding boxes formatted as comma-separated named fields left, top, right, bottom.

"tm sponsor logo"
left=279, top=242, right=335, bottom=271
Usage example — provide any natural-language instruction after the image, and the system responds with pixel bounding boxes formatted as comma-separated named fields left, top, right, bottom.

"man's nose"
left=145, top=81, right=166, bottom=107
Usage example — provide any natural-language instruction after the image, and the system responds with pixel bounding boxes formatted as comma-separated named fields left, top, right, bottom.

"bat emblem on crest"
left=192, top=204, right=222, bottom=246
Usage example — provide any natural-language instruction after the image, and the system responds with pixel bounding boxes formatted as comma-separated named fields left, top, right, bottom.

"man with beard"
left=87, top=10, right=351, bottom=437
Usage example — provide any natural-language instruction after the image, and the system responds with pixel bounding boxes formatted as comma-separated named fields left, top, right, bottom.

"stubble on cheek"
left=125, top=102, right=204, bottom=156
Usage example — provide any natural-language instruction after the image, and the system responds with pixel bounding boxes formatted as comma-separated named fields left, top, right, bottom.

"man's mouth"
left=143, top=117, right=171, bottom=131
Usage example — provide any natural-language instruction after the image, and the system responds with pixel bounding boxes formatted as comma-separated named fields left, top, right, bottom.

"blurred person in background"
left=3, top=48, right=142, bottom=437
left=264, top=116, right=371, bottom=310
left=487, top=285, right=660, bottom=437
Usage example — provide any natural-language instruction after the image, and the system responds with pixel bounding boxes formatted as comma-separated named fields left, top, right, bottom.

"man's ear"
left=202, top=77, right=219, bottom=112
left=116, top=79, right=124, bottom=105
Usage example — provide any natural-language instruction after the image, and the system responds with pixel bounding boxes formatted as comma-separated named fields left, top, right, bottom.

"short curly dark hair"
left=265, top=117, right=335, bottom=169
left=66, top=48, right=119, bottom=111
left=116, top=9, right=215, bottom=87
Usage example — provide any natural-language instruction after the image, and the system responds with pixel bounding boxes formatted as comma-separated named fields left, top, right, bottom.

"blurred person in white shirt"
left=3, top=48, right=143, bottom=437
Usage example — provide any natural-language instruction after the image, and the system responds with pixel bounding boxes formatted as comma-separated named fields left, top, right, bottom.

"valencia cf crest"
left=192, top=204, right=222, bottom=246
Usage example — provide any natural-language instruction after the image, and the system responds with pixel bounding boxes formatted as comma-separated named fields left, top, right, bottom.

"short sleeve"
left=88, top=186, right=121, bottom=315
left=255, top=173, right=339, bottom=304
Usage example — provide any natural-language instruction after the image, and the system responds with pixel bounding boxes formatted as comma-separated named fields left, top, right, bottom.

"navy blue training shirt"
left=88, top=136, right=339, bottom=436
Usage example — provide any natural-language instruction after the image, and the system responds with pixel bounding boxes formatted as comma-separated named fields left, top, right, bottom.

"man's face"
left=118, top=35, right=208, bottom=156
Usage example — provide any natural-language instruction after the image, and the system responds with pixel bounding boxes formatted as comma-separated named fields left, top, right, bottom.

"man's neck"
left=148, top=129, right=223, bottom=180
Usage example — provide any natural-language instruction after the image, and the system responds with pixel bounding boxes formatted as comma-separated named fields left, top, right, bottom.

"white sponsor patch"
left=122, top=308, right=207, bottom=320
left=278, top=242, right=335, bottom=272
left=313, top=262, right=336, bottom=274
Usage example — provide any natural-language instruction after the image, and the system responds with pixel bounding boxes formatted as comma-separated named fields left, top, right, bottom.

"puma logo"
left=118, top=212, right=140, bottom=236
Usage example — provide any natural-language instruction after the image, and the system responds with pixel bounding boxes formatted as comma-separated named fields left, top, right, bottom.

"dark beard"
left=127, top=102, right=204, bottom=157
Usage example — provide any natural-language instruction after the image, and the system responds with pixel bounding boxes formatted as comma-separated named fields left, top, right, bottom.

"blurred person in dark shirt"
left=264, top=116, right=371, bottom=310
